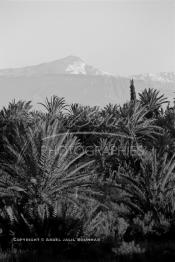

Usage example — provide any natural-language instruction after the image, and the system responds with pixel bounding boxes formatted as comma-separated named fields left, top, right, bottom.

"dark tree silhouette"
left=130, top=79, right=136, bottom=103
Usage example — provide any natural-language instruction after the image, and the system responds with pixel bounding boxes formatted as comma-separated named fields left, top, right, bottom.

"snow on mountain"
left=1, top=55, right=173, bottom=81
left=66, top=60, right=86, bottom=75
left=0, top=55, right=174, bottom=108
left=132, top=72, right=175, bottom=83
left=0, top=55, right=111, bottom=77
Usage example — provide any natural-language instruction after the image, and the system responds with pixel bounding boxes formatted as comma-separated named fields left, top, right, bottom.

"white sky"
left=0, top=0, right=174, bottom=75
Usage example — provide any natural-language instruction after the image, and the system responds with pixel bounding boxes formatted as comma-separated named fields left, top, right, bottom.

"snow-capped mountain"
left=0, top=55, right=174, bottom=108
left=0, top=55, right=111, bottom=77
left=132, top=72, right=175, bottom=83
left=65, top=56, right=111, bottom=75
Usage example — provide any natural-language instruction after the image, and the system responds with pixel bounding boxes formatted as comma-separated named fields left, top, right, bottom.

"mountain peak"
left=0, top=55, right=110, bottom=77
left=61, top=55, right=84, bottom=62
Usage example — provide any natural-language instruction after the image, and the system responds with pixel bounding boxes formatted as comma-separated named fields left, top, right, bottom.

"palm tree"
left=66, top=104, right=102, bottom=147
left=0, top=119, right=99, bottom=237
left=138, top=88, right=168, bottom=118
left=39, top=96, right=67, bottom=115
left=0, top=100, right=34, bottom=170
left=0, top=100, right=33, bottom=126
left=117, top=102, right=162, bottom=154
left=118, top=149, right=175, bottom=221
left=39, top=96, right=68, bottom=127
left=102, top=103, right=119, bottom=117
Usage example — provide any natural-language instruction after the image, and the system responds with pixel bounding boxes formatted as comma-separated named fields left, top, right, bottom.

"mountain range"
left=0, top=55, right=174, bottom=108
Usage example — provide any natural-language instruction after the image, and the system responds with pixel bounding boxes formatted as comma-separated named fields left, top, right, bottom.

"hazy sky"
left=0, top=0, right=174, bottom=75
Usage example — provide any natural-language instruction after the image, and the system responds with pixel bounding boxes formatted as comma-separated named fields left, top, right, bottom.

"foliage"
left=0, top=84, right=175, bottom=259
left=139, top=88, right=168, bottom=118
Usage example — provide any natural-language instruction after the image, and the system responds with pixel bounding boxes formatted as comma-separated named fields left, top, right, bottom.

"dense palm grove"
left=1, top=81, right=175, bottom=260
